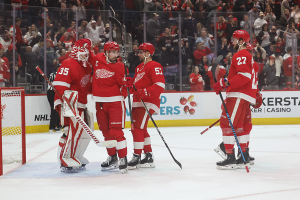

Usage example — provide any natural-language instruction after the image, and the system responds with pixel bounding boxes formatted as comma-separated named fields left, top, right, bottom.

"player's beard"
left=234, top=44, right=240, bottom=51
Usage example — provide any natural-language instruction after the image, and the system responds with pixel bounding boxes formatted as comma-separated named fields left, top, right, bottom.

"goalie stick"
left=211, top=55, right=249, bottom=173
left=132, top=84, right=182, bottom=169
left=108, top=16, right=134, bottom=131
left=36, top=66, right=117, bottom=148
left=200, top=78, right=277, bottom=135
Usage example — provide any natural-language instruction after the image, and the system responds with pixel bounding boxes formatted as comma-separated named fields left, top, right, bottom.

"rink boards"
left=22, top=91, right=300, bottom=133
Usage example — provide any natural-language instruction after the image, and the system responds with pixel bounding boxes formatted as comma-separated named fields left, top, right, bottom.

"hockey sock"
left=143, top=130, right=152, bottom=153
left=103, top=130, right=117, bottom=156
left=132, top=128, right=144, bottom=155
left=110, top=128, right=127, bottom=158
left=222, top=127, right=235, bottom=154
left=237, top=130, right=249, bottom=152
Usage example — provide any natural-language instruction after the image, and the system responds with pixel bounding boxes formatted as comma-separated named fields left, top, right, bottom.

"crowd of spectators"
left=0, top=0, right=300, bottom=92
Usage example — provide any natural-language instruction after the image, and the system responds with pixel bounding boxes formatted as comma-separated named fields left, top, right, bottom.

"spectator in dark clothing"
left=127, top=43, right=142, bottom=78
left=146, top=13, right=161, bottom=45
left=23, top=46, right=39, bottom=85
left=40, top=19, right=54, bottom=40
left=28, top=0, right=42, bottom=28
left=227, top=17, right=239, bottom=42
left=146, top=0, right=163, bottom=12
left=174, top=39, right=192, bottom=77
left=217, top=37, right=233, bottom=58
left=159, top=27, right=175, bottom=66
left=60, top=3, right=71, bottom=28
left=182, top=10, right=198, bottom=52
left=39, top=39, right=57, bottom=77
left=263, top=55, right=279, bottom=90
left=279, top=9, right=291, bottom=27
left=198, top=55, right=210, bottom=90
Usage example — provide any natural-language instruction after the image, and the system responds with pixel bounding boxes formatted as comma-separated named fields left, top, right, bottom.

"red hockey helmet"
left=139, top=43, right=155, bottom=55
left=232, top=30, right=250, bottom=43
left=246, top=43, right=254, bottom=52
left=104, top=41, right=120, bottom=52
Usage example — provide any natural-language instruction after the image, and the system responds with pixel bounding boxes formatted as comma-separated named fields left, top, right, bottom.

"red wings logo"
left=1, top=105, right=6, bottom=120
left=80, top=74, right=90, bottom=87
left=95, top=69, right=115, bottom=79
left=134, top=72, right=145, bottom=83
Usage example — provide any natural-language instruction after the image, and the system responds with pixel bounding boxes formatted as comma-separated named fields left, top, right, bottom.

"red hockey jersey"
left=91, top=53, right=127, bottom=102
left=189, top=73, right=203, bottom=91
left=283, top=54, right=293, bottom=76
left=53, top=58, right=92, bottom=109
left=131, top=61, right=165, bottom=114
left=227, top=49, right=258, bottom=104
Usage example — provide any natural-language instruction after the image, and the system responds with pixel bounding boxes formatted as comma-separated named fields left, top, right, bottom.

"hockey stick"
left=108, top=16, right=134, bottom=131
left=200, top=78, right=277, bottom=135
left=110, top=6, right=115, bottom=18
left=36, top=66, right=117, bottom=148
left=200, top=119, right=220, bottom=135
left=211, top=55, right=249, bottom=173
left=132, top=85, right=182, bottom=169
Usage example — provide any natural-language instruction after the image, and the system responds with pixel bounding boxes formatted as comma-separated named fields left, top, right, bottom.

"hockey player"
left=214, top=43, right=262, bottom=166
left=53, top=39, right=94, bottom=172
left=123, top=43, right=165, bottom=169
left=91, top=41, right=129, bottom=173
left=212, top=30, right=261, bottom=170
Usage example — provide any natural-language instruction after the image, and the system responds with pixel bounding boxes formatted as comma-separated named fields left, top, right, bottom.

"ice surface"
left=1, top=125, right=300, bottom=200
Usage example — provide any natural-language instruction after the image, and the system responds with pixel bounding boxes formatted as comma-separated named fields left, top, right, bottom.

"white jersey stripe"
left=231, top=98, right=241, bottom=124
left=140, top=111, right=148, bottom=129
left=53, top=81, right=70, bottom=88
left=154, top=82, right=165, bottom=89
left=238, top=72, right=251, bottom=79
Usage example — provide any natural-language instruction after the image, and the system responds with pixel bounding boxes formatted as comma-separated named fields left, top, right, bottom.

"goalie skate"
left=61, top=166, right=79, bottom=173
left=101, top=154, right=119, bottom=171
left=139, top=152, right=155, bottom=168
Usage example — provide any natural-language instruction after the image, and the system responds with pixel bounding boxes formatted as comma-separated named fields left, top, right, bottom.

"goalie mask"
left=70, top=39, right=92, bottom=67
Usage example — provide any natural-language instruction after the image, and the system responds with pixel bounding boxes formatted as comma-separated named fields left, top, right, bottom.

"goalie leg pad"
left=84, top=109, right=94, bottom=131
left=63, top=90, right=78, bottom=117
left=59, top=110, right=88, bottom=167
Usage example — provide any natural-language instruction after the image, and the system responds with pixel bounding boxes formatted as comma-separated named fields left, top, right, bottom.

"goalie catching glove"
left=252, top=92, right=263, bottom=108
left=213, top=78, right=228, bottom=94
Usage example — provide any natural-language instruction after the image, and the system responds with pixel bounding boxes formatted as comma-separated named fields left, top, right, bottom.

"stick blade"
left=108, top=17, right=121, bottom=27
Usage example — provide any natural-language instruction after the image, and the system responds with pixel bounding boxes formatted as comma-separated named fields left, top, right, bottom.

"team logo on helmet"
left=95, top=69, right=115, bottom=79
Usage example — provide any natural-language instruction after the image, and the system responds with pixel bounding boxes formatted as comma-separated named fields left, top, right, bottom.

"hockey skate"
left=214, top=142, right=230, bottom=159
left=119, top=156, right=128, bottom=174
left=128, top=154, right=141, bottom=170
left=139, top=152, right=155, bottom=168
left=236, top=149, right=251, bottom=169
left=216, top=149, right=237, bottom=170
left=101, top=154, right=119, bottom=171
left=60, top=165, right=79, bottom=173
left=78, top=157, right=89, bottom=170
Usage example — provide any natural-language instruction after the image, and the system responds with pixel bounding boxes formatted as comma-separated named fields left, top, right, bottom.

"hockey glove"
left=134, top=88, right=149, bottom=100
left=252, top=92, right=263, bottom=108
left=213, top=78, right=228, bottom=95
left=122, top=77, right=133, bottom=88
